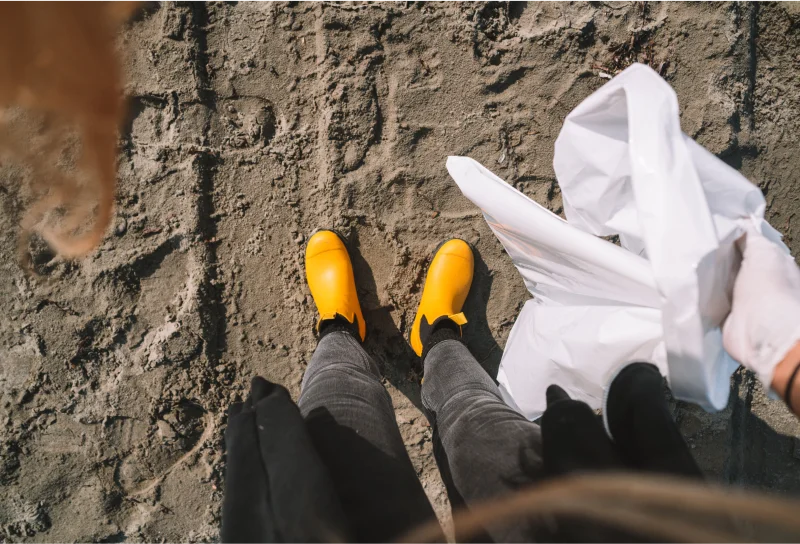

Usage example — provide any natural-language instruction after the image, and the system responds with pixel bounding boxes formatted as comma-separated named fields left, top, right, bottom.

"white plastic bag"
left=447, top=63, right=786, bottom=420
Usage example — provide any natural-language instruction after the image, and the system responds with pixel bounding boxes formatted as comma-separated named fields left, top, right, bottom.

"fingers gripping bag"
left=447, top=63, right=787, bottom=420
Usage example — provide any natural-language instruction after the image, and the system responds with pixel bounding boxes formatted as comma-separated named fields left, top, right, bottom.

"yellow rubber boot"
left=410, top=239, right=474, bottom=357
left=305, top=230, right=366, bottom=341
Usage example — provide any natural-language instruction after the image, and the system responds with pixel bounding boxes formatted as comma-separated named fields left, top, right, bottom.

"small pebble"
left=115, top=218, right=127, bottom=236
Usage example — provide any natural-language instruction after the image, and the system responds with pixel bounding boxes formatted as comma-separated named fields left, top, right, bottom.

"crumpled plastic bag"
left=447, top=63, right=787, bottom=420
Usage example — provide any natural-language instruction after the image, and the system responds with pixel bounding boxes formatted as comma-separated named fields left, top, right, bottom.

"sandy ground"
left=2, top=2, right=800, bottom=541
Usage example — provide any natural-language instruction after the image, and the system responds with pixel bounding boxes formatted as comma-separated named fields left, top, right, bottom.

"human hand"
left=723, top=225, right=800, bottom=392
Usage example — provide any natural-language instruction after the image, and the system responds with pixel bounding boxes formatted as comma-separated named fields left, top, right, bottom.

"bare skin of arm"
left=770, top=341, right=800, bottom=416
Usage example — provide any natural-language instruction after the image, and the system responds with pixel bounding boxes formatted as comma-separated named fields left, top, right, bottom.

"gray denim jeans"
left=299, top=332, right=543, bottom=542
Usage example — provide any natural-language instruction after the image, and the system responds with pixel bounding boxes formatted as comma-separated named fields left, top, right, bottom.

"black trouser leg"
left=298, top=331, right=441, bottom=542
left=421, top=338, right=545, bottom=542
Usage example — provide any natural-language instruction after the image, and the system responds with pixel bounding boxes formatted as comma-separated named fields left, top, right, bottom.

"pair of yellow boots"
left=305, top=230, right=473, bottom=356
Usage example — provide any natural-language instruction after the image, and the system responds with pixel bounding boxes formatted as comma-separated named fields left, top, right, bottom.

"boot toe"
left=439, top=239, right=473, bottom=261
left=306, top=230, right=344, bottom=259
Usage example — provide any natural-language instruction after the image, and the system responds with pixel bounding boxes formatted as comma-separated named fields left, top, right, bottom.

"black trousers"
left=221, top=331, right=701, bottom=543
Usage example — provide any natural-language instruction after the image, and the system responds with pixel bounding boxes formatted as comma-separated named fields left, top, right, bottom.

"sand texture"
left=2, top=2, right=800, bottom=541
